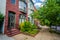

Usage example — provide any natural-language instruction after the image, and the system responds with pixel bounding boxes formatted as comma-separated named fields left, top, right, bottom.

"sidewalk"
left=0, top=34, right=15, bottom=40
left=0, top=26, right=60, bottom=40
left=13, top=26, right=60, bottom=40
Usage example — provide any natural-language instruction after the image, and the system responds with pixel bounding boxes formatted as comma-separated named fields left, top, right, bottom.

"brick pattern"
left=4, top=0, right=37, bottom=36
left=6, top=28, right=20, bottom=37
left=4, top=0, right=19, bottom=34
left=4, top=0, right=28, bottom=36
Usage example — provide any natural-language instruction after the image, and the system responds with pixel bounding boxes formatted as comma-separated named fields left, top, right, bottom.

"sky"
left=32, top=0, right=45, bottom=9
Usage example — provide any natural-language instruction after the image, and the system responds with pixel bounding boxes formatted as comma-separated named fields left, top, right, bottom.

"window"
left=19, top=1, right=26, bottom=10
left=11, top=0, right=15, bottom=4
left=19, top=14, right=26, bottom=24
left=28, top=17, right=30, bottom=21
left=28, top=17, right=34, bottom=24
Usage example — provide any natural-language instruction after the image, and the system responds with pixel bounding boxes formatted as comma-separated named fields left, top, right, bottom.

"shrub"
left=0, top=12, right=4, bottom=26
left=19, top=21, right=38, bottom=35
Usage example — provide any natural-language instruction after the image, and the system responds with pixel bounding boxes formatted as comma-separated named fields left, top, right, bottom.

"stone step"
left=6, top=28, right=20, bottom=37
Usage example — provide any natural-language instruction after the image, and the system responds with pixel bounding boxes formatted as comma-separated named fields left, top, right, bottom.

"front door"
left=8, top=12, right=15, bottom=29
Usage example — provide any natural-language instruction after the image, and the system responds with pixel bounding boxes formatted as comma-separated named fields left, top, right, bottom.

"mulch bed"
left=20, top=29, right=40, bottom=37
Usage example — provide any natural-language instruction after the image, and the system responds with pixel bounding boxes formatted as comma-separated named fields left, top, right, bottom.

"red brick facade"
left=4, top=0, right=28, bottom=34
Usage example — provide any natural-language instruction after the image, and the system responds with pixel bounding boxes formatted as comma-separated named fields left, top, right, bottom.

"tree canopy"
left=31, top=0, right=60, bottom=26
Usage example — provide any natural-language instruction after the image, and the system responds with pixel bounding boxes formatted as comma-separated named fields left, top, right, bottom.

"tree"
left=31, top=0, right=60, bottom=26
left=56, top=0, right=60, bottom=6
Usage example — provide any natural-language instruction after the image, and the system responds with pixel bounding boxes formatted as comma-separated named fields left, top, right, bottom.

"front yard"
left=19, top=21, right=39, bottom=36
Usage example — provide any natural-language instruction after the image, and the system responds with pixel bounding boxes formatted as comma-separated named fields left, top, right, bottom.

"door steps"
left=6, top=28, right=20, bottom=37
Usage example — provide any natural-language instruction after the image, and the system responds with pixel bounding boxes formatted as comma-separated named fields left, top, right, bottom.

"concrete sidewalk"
left=13, top=27, right=60, bottom=40
left=0, top=34, right=15, bottom=40
left=0, top=26, right=60, bottom=40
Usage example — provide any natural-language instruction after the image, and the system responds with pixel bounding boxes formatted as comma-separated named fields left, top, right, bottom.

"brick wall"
left=4, top=0, right=20, bottom=34
left=4, top=0, right=28, bottom=34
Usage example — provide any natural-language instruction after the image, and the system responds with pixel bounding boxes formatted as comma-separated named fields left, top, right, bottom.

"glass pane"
left=11, top=0, right=15, bottom=4
left=8, top=12, right=15, bottom=28
left=22, top=19, right=24, bottom=23
left=19, top=15, right=21, bottom=24
left=19, top=14, right=26, bottom=24
left=19, top=1, right=26, bottom=12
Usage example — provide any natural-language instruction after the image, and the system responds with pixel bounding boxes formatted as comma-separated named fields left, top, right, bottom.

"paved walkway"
left=0, top=26, right=60, bottom=40
left=12, top=26, right=60, bottom=40
left=0, top=34, right=15, bottom=40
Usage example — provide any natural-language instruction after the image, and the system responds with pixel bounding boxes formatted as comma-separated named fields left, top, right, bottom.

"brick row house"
left=0, top=0, right=36, bottom=36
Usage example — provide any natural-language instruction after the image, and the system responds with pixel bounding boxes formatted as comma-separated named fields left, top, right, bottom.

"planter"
left=20, top=30, right=39, bottom=37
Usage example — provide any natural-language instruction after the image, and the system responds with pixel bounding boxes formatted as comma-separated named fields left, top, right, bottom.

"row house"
left=28, top=0, right=34, bottom=24
left=0, top=0, right=36, bottom=36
